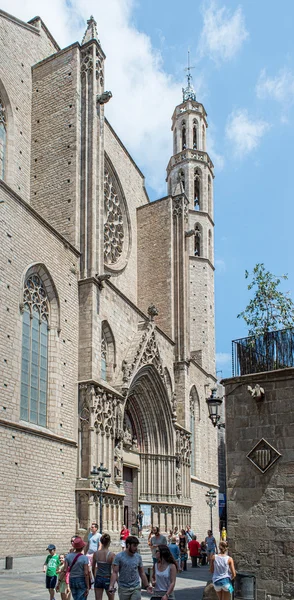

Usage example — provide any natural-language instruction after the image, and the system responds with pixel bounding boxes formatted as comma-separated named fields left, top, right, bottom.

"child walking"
left=44, top=544, right=60, bottom=600
left=56, top=554, right=71, bottom=600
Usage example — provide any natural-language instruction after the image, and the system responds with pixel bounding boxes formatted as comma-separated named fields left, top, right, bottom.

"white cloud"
left=198, top=1, right=249, bottom=64
left=256, top=68, right=294, bottom=106
left=1, top=0, right=206, bottom=198
left=216, top=352, right=231, bottom=366
left=225, top=109, right=270, bottom=158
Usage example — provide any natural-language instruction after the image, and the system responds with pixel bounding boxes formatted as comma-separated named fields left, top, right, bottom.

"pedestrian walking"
left=178, top=530, right=188, bottom=571
left=92, top=533, right=115, bottom=600
left=168, top=536, right=180, bottom=570
left=136, top=510, right=144, bottom=537
left=150, top=527, right=167, bottom=565
left=56, top=554, right=71, bottom=600
left=109, top=535, right=152, bottom=600
left=210, top=541, right=236, bottom=599
left=120, top=524, right=130, bottom=551
left=199, top=541, right=207, bottom=566
left=64, top=537, right=90, bottom=600
left=205, top=530, right=218, bottom=565
left=188, top=535, right=200, bottom=568
left=151, top=545, right=177, bottom=600
left=43, top=544, right=60, bottom=600
left=85, top=522, right=102, bottom=567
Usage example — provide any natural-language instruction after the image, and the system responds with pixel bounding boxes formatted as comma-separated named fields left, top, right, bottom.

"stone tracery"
left=104, top=167, right=125, bottom=265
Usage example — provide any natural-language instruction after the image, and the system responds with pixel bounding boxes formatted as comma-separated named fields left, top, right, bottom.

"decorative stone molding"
left=104, top=159, right=130, bottom=271
left=121, top=322, right=165, bottom=388
left=176, top=428, right=191, bottom=467
left=78, top=383, right=123, bottom=438
left=0, top=97, right=6, bottom=127
left=247, top=438, right=281, bottom=474
left=81, top=48, right=94, bottom=74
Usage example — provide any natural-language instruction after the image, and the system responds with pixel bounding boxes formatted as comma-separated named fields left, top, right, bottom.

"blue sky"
left=4, top=0, right=294, bottom=378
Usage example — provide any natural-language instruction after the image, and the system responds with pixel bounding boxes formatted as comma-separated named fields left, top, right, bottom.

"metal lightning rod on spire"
left=182, top=51, right=196, bottom=102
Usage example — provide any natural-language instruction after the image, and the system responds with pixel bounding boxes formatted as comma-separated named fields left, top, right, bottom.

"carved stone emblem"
left=247, top=438, right=281, bottom=474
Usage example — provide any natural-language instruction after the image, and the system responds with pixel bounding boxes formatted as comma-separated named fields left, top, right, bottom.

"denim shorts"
left=94, top=575, right=110, bottom=590
left=214, top=577, right=234, bottom=592
left=46, top=575, right=57, bottom=589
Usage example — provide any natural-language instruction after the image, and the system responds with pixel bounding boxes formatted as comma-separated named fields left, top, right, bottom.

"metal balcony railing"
left=232, top=327, right=294, bottom=376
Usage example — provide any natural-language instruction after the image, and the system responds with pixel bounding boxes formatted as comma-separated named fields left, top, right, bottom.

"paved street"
left=0, top=556, right=208, bottom=600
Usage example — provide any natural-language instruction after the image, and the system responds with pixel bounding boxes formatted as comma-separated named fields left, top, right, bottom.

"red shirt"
left=188, top=540, right=200, bottom=557
left=120, top=528, right=130, bottom=541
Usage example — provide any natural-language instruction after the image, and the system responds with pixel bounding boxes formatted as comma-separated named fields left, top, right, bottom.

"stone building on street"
left=0, top=9, right=218, bottom=555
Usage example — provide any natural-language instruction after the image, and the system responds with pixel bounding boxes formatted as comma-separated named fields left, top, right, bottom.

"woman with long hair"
left=151, top=544, right=177, bottom=600
left=210, top=541, right=236, bottom=600
left=178, top=529, right=188, bottom=572
left=92, top=533, right=115, bottom=600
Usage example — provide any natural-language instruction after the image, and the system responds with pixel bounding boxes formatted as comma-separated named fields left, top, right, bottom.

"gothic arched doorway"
left=122, top=364, right=176, bottom=530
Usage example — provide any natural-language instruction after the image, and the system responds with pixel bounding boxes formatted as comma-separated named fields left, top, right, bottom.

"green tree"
left=237, top=263, right=294, bottom=337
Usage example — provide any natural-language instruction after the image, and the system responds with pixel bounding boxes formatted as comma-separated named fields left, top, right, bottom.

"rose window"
left=104, top=167, right=127, bottom=266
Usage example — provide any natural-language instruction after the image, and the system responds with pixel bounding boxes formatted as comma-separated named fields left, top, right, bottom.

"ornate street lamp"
left=206, top=388, right=225, bottom=428
left=205, top=488, right=217, bottom=532
left=90, top=463, right=111, bottom=533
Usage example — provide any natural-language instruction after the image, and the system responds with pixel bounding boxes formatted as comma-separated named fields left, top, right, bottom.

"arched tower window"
left=208, top=229, right=213, bottom=262
left=101, top=333, right=107, bottom=380
left=194, top=168, right=201, bottom=209
left=173, top=127, right=177, bottom=155
left=179, top=169, right=185, bottom=191
left=194, top=224, right=201, bottom=257
left=20, top=274, right=49, bottom=426
left=193, top=119, right=198, bottom=150
left=202, top=124, right=206, bottom=151
left=208, top=174, right=212, bottom=214
left=0, top=96, right=6, bottom=180
left=181, top=120, right=186, bottom=150
left=101, top=321, right=116, bottom=382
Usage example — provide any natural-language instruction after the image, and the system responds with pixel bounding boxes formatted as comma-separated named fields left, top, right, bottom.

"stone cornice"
left=188, top=208, right=214, bottom=227
left=0, top=181, right=81, bottom=257
left=0, top=418, right=77, bottom=446
left=78, top=378, right=124, bottom=400
left=191, top=476, right=219, bottom=488
left=189, top=255, right=215, bottom=271
left=167, top=149, right=214, bottom=177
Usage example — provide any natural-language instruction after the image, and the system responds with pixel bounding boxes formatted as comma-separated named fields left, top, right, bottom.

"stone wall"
left=0, top=10, right=58, bottom=201
left=223, top=368, right=294, bottom=600
left=0, top=183, right=79, bottom=555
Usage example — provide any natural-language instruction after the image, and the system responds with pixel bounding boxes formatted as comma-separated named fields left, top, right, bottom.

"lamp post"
left=206, top=388, right=225, bottom=429
left=205, top=488, right=217, bottom=532
left=90, top=463, right=111, bottom=534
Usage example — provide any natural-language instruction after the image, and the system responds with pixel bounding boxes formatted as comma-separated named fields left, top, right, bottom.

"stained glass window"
left=20, top=274, right=49, bottom=426
left=0, top=97, right=6, bottom=180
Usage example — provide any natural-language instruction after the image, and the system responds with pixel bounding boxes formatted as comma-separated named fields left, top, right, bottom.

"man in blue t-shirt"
left=85, top=522, right=101, bottom=566
left=109, top=535, right=152, bottom=599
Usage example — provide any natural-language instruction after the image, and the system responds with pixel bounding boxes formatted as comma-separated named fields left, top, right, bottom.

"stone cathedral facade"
left=0, top=10, right=218, bottom=555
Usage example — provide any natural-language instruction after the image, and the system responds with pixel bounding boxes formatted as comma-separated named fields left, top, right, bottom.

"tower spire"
left=81, top=15, right=100, bottom=45
left=182, top=51, right=196, bottom=102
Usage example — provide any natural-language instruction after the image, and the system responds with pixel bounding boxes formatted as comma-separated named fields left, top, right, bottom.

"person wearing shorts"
left=210, top=541, right=236, bottom=599
left=205, top=530, right=217, bottom=564
left=44, top=544, right=60, bottom=600
left=92, top=532, right=115, bottom=599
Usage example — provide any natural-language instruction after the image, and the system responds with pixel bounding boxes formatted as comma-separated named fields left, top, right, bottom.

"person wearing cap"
left=63, top=537, right=90, bottom=600
left=43, top=544, right=60, bottom=600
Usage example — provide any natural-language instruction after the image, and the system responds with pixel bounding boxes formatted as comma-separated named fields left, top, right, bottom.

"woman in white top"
left=151, top=544, right=177, bottom=600
left=210, top=541, right=236, bottom=599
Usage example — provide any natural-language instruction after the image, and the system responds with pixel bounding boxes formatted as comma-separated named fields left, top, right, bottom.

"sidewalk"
left=0, top=555, right=209, bottom=600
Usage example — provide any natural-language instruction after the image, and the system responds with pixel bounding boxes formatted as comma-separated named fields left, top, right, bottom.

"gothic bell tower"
left=167, top=59, right=215, bottom=376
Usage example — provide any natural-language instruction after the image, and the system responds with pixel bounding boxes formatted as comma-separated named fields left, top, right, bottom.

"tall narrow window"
left=194, top=169, right=201, bottom=209
left=194, top=225, right=201, bottom=256
left=182, top=121, right=186, bottom=150
left=208, top=230, right=213, bottom=262
left=101, top=333, right=107, bottom=380
left=190, top=396, right=195, bottom=476
left=193, top=119, right=198, bottom=149
left=173, top=127, right=177, bottom=154
left=202, top=124, right=206, bottom=151
left=208, top=175, right=212, bottom=214
left=0, top=96, right=6, bottom=180
left=20, top=274, right=49, bottom=426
